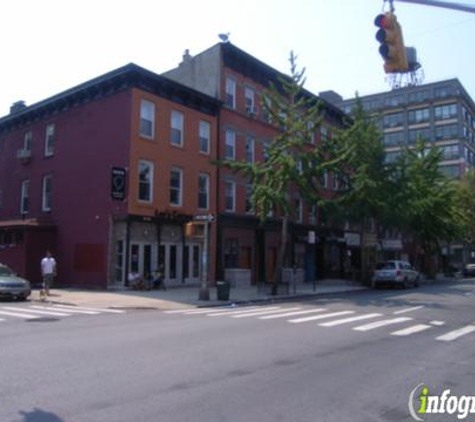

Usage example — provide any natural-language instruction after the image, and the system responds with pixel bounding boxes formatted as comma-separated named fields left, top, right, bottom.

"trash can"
left=216, top=281, right=230, bottom=301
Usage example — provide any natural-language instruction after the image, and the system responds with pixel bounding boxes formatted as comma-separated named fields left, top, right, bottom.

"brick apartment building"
left=164, top=42, right=353, bottom=285
left=0, top=64, right=220, bottom=288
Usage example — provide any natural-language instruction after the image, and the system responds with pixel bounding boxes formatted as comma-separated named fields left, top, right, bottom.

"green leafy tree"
left=454, top=169, right=475, bottom=258
left=219, top=52, right=346, bottom=293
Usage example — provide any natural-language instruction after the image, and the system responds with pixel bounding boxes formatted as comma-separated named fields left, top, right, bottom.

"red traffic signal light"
left=374, top=12, right=408, bottom=74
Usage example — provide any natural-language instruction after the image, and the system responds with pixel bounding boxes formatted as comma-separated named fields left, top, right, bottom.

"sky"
left=1, top=0, right=474, bottom=117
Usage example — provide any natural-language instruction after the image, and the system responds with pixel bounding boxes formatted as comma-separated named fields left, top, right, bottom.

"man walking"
left=41, top=250, right=57, bottom=296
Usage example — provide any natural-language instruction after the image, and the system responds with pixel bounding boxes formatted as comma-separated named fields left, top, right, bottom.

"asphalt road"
left=0, top=280, right=474, bottom=422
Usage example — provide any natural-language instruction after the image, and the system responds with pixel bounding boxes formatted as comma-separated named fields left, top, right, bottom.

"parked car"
left=0, top=264, right=31, bottom=300
left=372, top=260, right=420, bottom=288
left=463, top=263, right=475, bottom=278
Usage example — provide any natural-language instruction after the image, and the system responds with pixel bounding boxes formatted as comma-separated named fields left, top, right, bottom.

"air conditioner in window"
left=16, top=149, right=32, bottom=161
left=246, top=106, right=257, bottom=116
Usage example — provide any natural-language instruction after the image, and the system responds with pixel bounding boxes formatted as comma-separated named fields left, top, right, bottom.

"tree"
left=453, top=169, right=475, bottom=260
left=219, top=52, right=346, bottom=293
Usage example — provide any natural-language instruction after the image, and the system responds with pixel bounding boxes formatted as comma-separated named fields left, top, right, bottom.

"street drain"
left=26, top=318, right=60, bottom=323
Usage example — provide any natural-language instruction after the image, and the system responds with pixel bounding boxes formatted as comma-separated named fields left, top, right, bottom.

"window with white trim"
left=171, top=110, right=184, bottom=146
left=42, top=175, right=52, bottom=211
left=198, top=173, right=210, bottom=210
left=170, top=167, right=183, bottom=206
left=199, top=120, right=211, bottom=154
left=225, top=129, right=236, bottom=159
left=225, top=77, right=236, bottom=109
left=224, top=181, right=235, bottom=212
left=245, top=87, right=255, bottom=114
left=245, top=135, right=255, bottom=163
left=24, top=131, right=32, bottom=151
left=44, top=124, right=55, bottom=157
left=20, top=179, right=30, bottom=214
left=140, top=100, right=155, bottom=138
left=138, top=160, right=154, bottom=202
left=245, top=184, right=253, bottom=213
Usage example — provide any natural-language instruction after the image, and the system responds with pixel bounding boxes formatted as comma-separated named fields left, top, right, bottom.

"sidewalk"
left=31, top=280, right=368, bottom=311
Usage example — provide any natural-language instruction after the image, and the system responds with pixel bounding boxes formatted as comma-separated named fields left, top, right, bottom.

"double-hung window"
left=44, top=124, right=55, bottom=157
left=170, top=167, right=183, bottom=206
left=225, top=77, right=236, bottom=109
left=42, top=175, right=52, bottom=211
left=24, top=131, right=32, bottom=151
left=198, top=173, right=209, bottom=210
left=138, top=160, right=154, bottom=203
left=245, top=87, right=255, bottom=114
left=171, top=111, right=184, bottom=146
left=20, top=180, right=30, bottom=214
left=199, top=121, right=211, bottom=154
left=245, top=135, right=255, bottom=163
left=224, top=181, right=236, bottom=212
left=140, top=100, right=155, bottom=138
left=225, top=129, right=236, bottom=160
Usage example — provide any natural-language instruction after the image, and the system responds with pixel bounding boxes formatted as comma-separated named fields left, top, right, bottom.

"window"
left=20, top=180, right=30, bottom=214
left=199, top=121, right=211, bottom=154
left=321, top=170, right=329, bottom=188
left=169, top=167, right=183, bottom=206
left=434, top=104, right=457, bottom=121
left=408, top=90, right=430, bottom=103
left=44, top=124, right=55, bottom=157
left=383, top=112, right=404, bottom=128
left=42, top=175, right=52, bottom=211
left=408, top=108, right=430, bottom=124
left=408, top=128, right=431, bottom=143
left=225, top=129, right=236, bottom=159
left=440, top=145, right=459, bottom=160
left=171, top=110, right=184, bottom=146
left=198, top=173, right=209, bottom=210
left=224, top=238, right=238, bottom=268
left=435, top=124, right=458, bottom=141
left=308, top=205, right=316, bottom=225
left=245, top=87, right=255, bottom=113
left=435, top=86, right=452, bottom=99
left=24, top=131, right=32, bottom=151
left=138, top=160, right=153, bottom=202
left=439, top=164, right=460, bottom=179
left=320, top=126, right=329, bottom=142
left=245, top=184, right=253, bottom=213
left=114, top=240, right=124, bottom=282
left=225, top=77, right=236, bottom=109
left=295, top=197, right=303, bottom=223
left=307, top=121, right=315, bottom=144
left=385, top=151, right=401, bottom=164
left=224, top=180, right=235, bottom=212
left=384, top=131, right=405, bottom=146
left=140, top=100, right=155, bottom=138
left=262, top=141, right=270, bottom=162
left=245, top=135, right=255, bottom=163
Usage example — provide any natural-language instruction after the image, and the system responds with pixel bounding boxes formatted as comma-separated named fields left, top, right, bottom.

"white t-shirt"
left=41, top=257, right=56, bottom=275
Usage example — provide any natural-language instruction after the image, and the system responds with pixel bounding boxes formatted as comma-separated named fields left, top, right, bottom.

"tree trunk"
left=273, top=214, right=288, bottom=295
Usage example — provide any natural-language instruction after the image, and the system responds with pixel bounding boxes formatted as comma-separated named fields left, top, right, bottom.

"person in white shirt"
left=41, top=250, right=57, bottom=296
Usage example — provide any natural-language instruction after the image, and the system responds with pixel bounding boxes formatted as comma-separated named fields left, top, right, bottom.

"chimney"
left=180, top=49, right=192, bottom=66
left=10, top=100, right=27, bottom=114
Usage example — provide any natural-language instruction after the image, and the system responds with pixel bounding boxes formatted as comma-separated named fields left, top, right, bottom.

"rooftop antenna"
left=218, top=33, right=230, bottom=43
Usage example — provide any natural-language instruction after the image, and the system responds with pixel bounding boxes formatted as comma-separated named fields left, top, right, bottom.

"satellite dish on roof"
left=219, top=33, right=230, bottom=43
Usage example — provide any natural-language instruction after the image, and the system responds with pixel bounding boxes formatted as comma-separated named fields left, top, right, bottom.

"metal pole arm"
left=396, top=0, right=475, bottom=14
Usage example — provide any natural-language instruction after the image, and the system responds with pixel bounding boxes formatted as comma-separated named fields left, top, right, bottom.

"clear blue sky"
left=1, top=0, right=474, bottom=117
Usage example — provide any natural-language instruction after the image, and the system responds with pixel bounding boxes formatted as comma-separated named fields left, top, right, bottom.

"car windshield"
left=376, top=262, right=396, bottom=270
left=0, top=266, right=14, bottom=276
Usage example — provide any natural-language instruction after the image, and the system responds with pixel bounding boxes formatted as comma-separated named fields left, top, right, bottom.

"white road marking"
left=30, top=306, right=100, bottom=315
left=1, top=307, right=71, bottom=317
left=391, top=324, right=432, bottom=336
left=183, top=306, right=262, bottom=315
left=436, top=325, right=475, bottom=342
left=319, top=313, right=382, bottom=327
left=51, top=305, right=125, bottom=314
left=393, top=306, right=425, bottom=315
left=163, top=308, right=200, bottom=314
left=430, top=320, right=445, bottom=326
left=353, top=317, right=413, bottom=332
left=232, top=307, right=302, bottom=318
left=0, top=310, right=40, bottom=319
left=259, top=308, right=328, bottom=320
left=207, top=306, right=282, bottom=317
left=289, top=311, right=355, bottom=324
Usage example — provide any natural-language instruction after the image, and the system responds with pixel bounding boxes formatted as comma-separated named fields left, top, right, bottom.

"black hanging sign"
left=111, top=167, right=127, bottom=200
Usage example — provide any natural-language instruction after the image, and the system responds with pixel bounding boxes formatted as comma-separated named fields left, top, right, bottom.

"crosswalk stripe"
left=289, top=311, right=355, bottom=324
left=51, top=305, right=125, bottom=314
left=431, top=320, right=445, bottom=326
left=435, top=325, right=475, bottom=342
left=391, top=324, right=432, bottom=336
left=164, top=308, right=199, bottom=314
left=353, top=317, right=413, bottom=332
left=207, top=306, right=282, bottom=317
left=393, top=306, right=425, bottom=315
left=259, top=308, right=328, bottom=320
left=319, top=313, right=382, bottom=327
left=232, top=307, right=302, bottom=318
left=30, top=306, right=100, bottom=315
left=0, top=310, right=40, bottom=319
left=183, top=306, right=262, bottom=315
left=2, top=307, right=71, bottom=317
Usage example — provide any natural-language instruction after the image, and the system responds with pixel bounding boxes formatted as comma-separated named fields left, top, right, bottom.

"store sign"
left=111, top=167, right=126, bottom=200
left=382, top=239, right=403, bottom=250
left=308, top=231, right=316, bottom=244
left=345, top=232, right=361, bottom=246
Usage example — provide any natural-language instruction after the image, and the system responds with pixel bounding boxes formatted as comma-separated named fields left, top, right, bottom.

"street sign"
left=194, top=214, right=215, bottom=222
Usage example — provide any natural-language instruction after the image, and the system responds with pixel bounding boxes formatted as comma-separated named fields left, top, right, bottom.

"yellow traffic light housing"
left=374, top=12, right=408, bottom=74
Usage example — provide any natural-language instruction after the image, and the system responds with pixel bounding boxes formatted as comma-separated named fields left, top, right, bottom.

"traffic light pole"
left=395, top=0, right=475, bottom=14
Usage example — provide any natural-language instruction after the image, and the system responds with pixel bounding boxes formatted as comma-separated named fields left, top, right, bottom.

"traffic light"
left=374, top=12, right=408, bottom=74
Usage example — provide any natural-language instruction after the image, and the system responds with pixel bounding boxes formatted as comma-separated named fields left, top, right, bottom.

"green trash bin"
left=216, top=281, right=230, bottom=301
